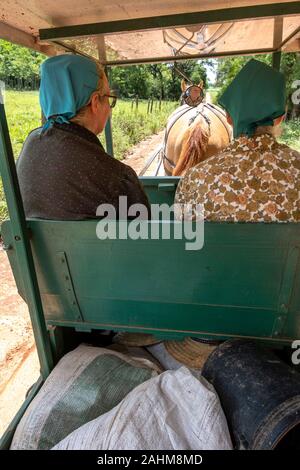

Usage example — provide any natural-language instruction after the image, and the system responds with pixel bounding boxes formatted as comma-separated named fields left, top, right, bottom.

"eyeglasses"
left=101, top=93, right=118, bottom=109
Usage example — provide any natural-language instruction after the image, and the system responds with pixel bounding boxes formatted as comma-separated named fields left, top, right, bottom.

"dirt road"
left=0, top=245, right=39, bottom=435
left=123, top=130, right=164, bottom=175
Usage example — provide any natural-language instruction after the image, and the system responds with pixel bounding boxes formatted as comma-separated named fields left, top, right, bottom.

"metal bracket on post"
left=57, top=252, right=83, bottom=322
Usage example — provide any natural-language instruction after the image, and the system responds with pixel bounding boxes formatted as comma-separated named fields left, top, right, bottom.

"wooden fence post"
left=150, top=98, right=154, bottom=113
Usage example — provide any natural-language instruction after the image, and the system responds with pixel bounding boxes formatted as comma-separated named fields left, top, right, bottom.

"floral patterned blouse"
left=175, top=133, right=300, bottom=222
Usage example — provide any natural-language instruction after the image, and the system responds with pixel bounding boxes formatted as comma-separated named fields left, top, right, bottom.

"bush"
left=279, top=119, right=300, bottom=152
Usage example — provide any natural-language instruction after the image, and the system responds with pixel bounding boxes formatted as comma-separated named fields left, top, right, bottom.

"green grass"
left=0, top=91, right=42, bottom=224
left=108, top=99, right=177, bottom=160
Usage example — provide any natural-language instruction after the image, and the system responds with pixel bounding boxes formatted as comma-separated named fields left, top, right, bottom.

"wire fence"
left=130, top=96, right=165, bottom=113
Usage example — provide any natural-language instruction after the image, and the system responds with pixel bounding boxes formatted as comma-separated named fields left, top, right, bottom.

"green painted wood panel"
left=2, top=219, right=300, bottom=344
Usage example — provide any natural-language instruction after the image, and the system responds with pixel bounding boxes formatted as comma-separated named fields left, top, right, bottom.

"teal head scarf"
left=39, top=54, right=99, bottom=130
left=218, top=59, right=286, bottom=138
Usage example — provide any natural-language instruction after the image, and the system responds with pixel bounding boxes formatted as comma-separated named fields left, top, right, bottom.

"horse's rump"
left=173, top=117, right=210, bottom=176
left=163, top=103, right=231, bottom=176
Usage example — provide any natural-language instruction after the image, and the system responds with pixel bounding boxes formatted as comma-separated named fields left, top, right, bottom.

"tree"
left=0, top=40, right=45, bottom=87
left=110, top=65, right=154, bottom=99
left=215, top=52, right=300, bottom=114
left=110, top=60, right=209, bottom=101
left=281, top=53, right=300, bottom=117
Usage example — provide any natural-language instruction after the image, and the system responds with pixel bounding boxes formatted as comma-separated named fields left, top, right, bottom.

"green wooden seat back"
left=2, top=218, right=300, bottom=344
left=140, top=176, right=179, bottom=207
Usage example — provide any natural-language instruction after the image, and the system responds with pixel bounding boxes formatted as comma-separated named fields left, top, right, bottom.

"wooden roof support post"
left=104, top=66, right=114, bottom=158
left=0, top=21, right=56, bottom=55
left=272, top=16, right=283, bottom=70
left=96, top=35, right=114, bottom=157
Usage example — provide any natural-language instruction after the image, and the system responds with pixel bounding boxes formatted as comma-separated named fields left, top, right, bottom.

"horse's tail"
left=172, top=118, right=210, bottom=176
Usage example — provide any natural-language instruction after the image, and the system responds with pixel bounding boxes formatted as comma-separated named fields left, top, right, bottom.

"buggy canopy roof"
left=0, top=1, right=300, bottom=64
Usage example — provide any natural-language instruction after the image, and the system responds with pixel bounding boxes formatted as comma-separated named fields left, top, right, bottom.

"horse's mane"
left=172, top=117, right=210, bottom=176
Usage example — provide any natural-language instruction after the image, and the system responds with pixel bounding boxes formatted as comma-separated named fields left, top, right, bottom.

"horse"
left=162, top=81, right=232, bottom=176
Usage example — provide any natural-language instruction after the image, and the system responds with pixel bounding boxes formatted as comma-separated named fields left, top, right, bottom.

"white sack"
left=53, top=367, right=232, bottom=450
left=11, top=344, right=160, bottom=450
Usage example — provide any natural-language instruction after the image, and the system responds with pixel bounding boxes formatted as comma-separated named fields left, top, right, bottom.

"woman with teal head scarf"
left=218, top=58, right=286, bottom=138
left=175, top=59, right=300, bottom=223
left=17, top=54, right=150, bottom=220
left=39, top=54, right=114, bottom=134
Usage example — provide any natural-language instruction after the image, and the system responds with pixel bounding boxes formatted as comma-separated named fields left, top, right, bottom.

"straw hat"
left=164, top=337, right=219, bottom=369
left=113, top=332, right=161, bottom=347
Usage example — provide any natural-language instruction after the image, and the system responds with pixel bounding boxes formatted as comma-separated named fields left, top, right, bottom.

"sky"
left=203, top=60, right=218, bottom=86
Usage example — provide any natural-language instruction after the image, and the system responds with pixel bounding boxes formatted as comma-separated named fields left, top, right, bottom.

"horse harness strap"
left=163, top=103, right=212, bottom=169
left=164, top=105, right=192, bottom=143
left=188, top=102, right=230, bottom=138
left=203, top=103, right=232, bottom=141
left=162, top=105, right=193, bottom=169
left=162, top=106, right=210, bottom=168
left=188, top=106, right=211, bottom=130
left=149, top=102, right=212, bottom=174
left=162, top=102, right=230, bottom=171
